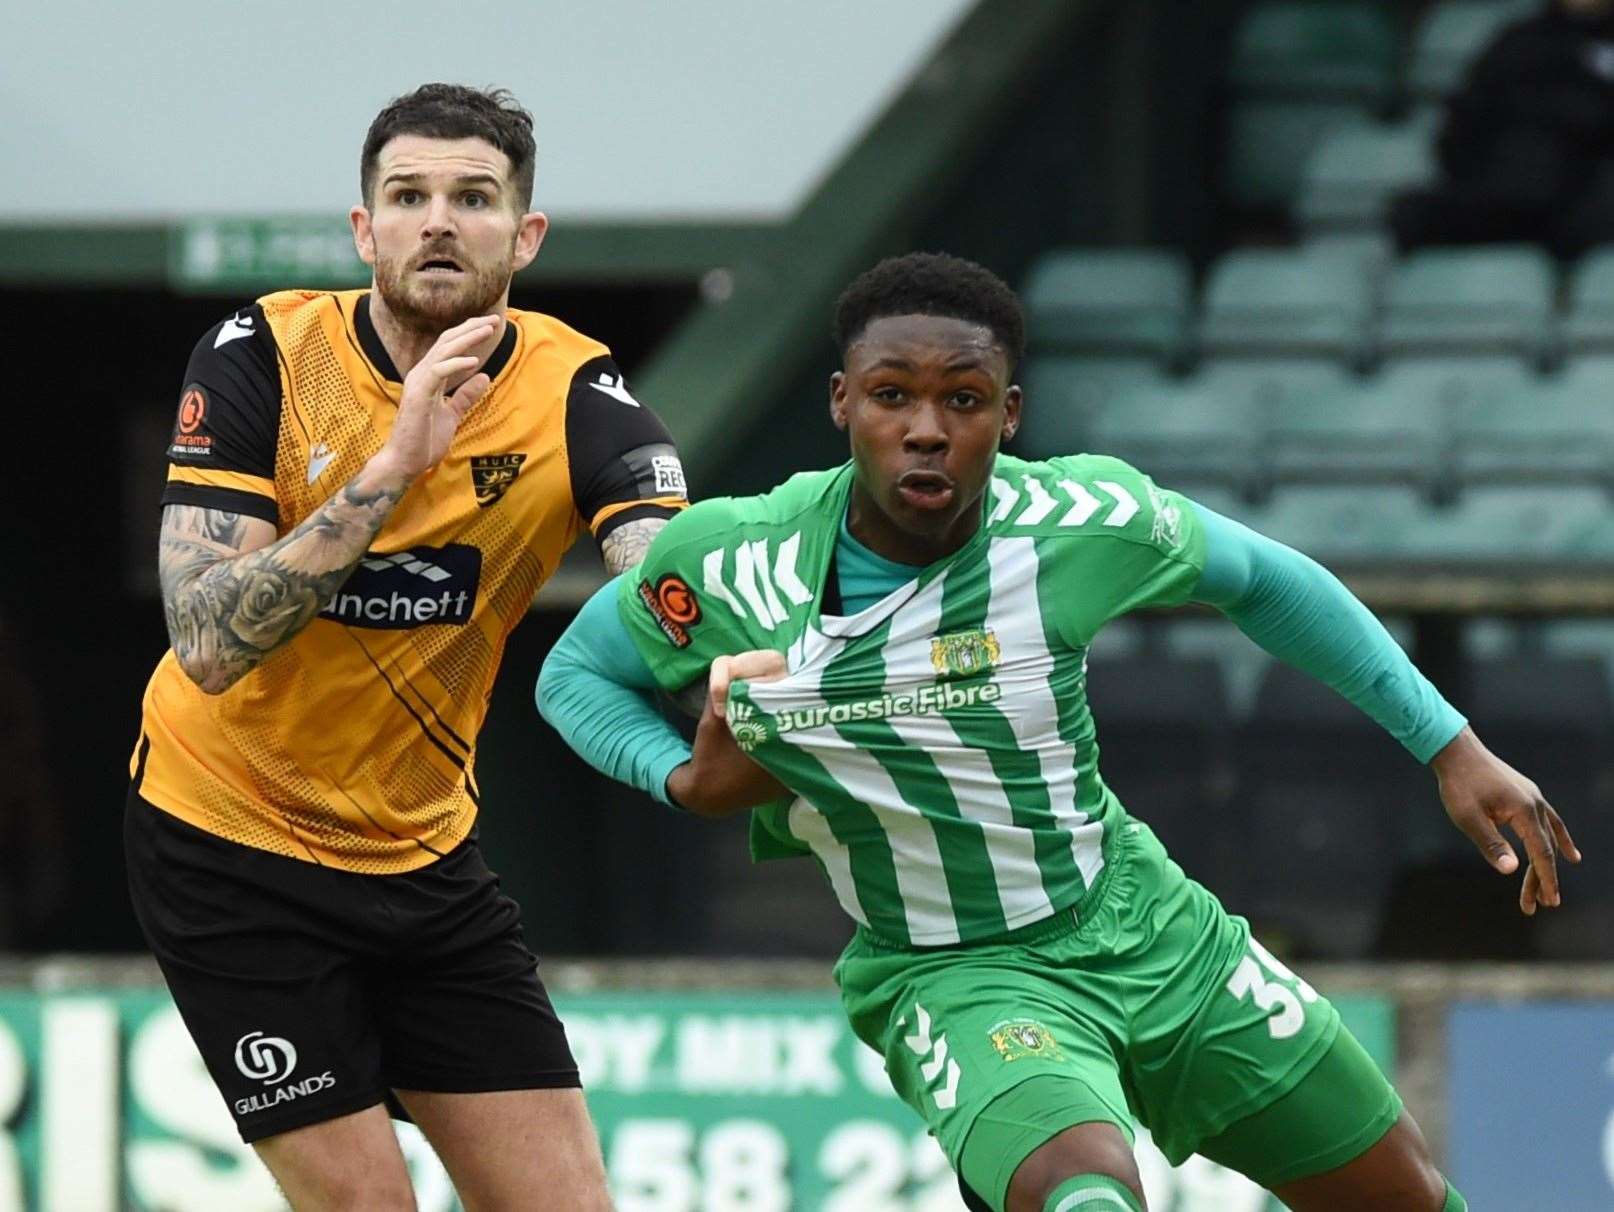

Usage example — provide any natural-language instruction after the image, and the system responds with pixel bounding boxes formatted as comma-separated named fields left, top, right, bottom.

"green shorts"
left=834, top=818, right=1394, bottom=1210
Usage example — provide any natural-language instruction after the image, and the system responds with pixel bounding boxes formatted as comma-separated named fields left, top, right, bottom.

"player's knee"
left=276, top=1168, right=417, bottom=1212
left=1005, top=1122, right=1144, bottom=1212
left=1376, top=1115, right=1448, bottom=1207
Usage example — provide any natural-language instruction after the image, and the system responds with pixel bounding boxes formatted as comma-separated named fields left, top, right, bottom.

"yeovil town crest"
left=989, top=1019, right=1062, bottom=1063
left=930, top=628, right=1002, bottom=679
left=470, top=453, right=528, bottom=508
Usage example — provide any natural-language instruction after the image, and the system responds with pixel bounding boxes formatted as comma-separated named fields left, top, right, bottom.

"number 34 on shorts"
left=1225, top=938, right=1319, bottom=1041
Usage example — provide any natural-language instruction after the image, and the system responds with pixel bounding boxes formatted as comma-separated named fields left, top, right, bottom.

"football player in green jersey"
left=538, top=253, right=1578, bottom=1212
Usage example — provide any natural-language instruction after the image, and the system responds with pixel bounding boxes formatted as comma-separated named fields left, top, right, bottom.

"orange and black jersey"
left=133, top=289, right=686, bottom=873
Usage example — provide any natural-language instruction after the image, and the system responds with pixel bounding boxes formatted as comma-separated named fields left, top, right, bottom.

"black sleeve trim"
left=593, top=502, right=685, bottom=542
left=160, top=483, right=280, bottom=524
left=166, top=305, right=282, bottom=478
left=564, top=354, right=688, bottom=526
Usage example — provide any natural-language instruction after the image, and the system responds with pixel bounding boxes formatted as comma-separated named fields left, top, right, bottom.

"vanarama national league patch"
left=638, top=574, right=701, bottom=648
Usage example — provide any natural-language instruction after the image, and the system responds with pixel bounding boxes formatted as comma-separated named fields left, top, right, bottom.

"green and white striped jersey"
left=619, top=453, right=1207, bottom=945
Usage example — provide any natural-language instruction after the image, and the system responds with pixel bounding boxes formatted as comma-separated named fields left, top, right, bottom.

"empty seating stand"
left=1016, top=357, right=1168, bottom=461
left=1298, top=115, right=1439, bottom=233
left=1088, top=381, right=1262, bottom=496
left=1198, top=247, right=1374, bottom=364
left=1230, top=2, right=1399, bottom=100
left=1021, top=248, right=1191, bottom=359
left=1404, top=486, right=1614, bottom=564
left=1408, top=0, right=1537, bottom=100
left=1264, top=380, right=1443, bottom=493
left=1378, top=246, right=1555, bottom=361
left=1225, top=2, right=1397, bottom=209
left=1561, top=247, right=1614, bottom=354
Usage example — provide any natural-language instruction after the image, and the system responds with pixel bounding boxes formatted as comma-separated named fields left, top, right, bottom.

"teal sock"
left=1042, top=1174, right=1143, bottom=1212
left=1442, top=1180, right=1467, bottom=1212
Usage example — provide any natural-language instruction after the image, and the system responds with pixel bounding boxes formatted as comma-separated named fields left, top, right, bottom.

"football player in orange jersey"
left=126, top=84, right=688, bottom=1209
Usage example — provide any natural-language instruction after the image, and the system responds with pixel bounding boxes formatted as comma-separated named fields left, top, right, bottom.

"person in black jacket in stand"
left=1392, top=0, right=1614, bottom=258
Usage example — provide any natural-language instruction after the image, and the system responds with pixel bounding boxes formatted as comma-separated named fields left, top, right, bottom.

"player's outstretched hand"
left=375, top=314, right=500, bottom=481
left=666, top=651, right=790, bottom=817
left=1430, top=726, right=1581, bottom=915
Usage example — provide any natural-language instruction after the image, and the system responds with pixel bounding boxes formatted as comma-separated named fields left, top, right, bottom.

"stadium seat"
left=1229, top=2, right=1399, bottom=102
left=1303, top=230, right=1396, bottom=285
left=1195, top=360, right=1354, bottom=411
left=1236, top=662, right=1429, bottom=957
left=1168, top=482, right=1248, bottom=522
left=1376, top=355, right=1540, bottom=411
left=1405, top=485, right=1614, bottom=562
left=1244, top=484, right=1428, bottom=562
left=1085, top=656, right=1238, bottom=893
left=1015, top=356, right=1168, bottom=460
left=1561, top=247, right=1614, bottom=354
left=1378, top=246, right=1555, bottom=361
left=1265, top=380, right=1444, bottom=492
left=1408, top=0, right=1537, bottom=99
left=1225, top=100, right=1372, bottom=209
left=1296, top=116, right=1438, bottom=232
left=1451, top=376, right=1614, bottom=489
left=1021, top=248, right=1191, bottom=358
left=1197, top=248, right=1375, bottom=363
left=1087, top=381, right=1260, bottom=494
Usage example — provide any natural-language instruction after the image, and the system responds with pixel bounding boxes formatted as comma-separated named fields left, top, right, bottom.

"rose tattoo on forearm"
left=159, top=475, right=405, bottom=693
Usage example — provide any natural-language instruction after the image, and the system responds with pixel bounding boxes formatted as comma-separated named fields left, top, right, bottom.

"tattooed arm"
left=594, top=516, right=713, bottom=716
left=159, top=465, right=408, bottom=694
left=598, top=517, right=669, bottom=577
left=161, top=312, right=502, bottom=694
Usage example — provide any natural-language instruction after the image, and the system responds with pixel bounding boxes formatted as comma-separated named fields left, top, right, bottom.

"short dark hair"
left=360, top=83, right=537, bottom=211
left=834, top=252, right=1026, bottom=370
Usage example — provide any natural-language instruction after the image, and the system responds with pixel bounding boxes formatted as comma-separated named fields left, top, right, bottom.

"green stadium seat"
left=1303, top=231, right=1396, bottom=285
left=1087, top=382, right=1259, bottom=494
left=1409, top=0, right=1537, bottom=99
left=1452, top=370, right=1614, bottom=486
left=1197, top=248, right=1374, bottom=361
left=1244, top=485, right=1427, bottom=561
left=1376, top=356, right=1540, bottom=411
left=1195, top=360, right=1354, bottom=410
left=1015, top=357, right=1169, bottom=460
left=1230, top=2, right=1399, bottom=101
left=1378, top=246, right=1555, bottom=360
left=1405, top=486, right=1614, bottom=562
left=1296, top=116, right=1438, bottom=232
left=1170, top=483, right=1248, bottom=520
left=1265, top=381, right=1444, bottom=491
left=1021, top=249, right=1190, bottom=358
left=1226, top=100, right=1371, bottom=209
left=1561, top=247, right=1614, bottom=354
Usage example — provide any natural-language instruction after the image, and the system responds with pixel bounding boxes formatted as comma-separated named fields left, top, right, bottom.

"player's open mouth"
left=416, top=258, right=464, bottom=276
left=896, top=469, right=955, bottom=510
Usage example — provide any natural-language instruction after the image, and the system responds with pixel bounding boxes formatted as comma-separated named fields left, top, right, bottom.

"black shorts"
left=124, top=791, right=579, bottom=1143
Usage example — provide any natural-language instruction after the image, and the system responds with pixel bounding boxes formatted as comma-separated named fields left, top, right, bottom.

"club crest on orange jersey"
left=470, top=453, right=528, bottom=508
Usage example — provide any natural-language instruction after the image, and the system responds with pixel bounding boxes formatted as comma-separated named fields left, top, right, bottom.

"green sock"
left=1042, top=1174, right=1143, bottom=1212
left=1442, top=1180, right=1467, bottom=1212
